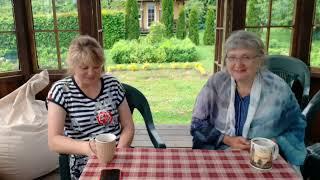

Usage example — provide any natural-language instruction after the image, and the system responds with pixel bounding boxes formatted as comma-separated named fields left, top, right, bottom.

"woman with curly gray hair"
left=191, top=30, right=306, bottom=172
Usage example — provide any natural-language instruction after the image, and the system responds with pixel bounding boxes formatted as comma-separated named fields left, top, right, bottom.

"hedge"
left=102, top=10, right=125, bottom=49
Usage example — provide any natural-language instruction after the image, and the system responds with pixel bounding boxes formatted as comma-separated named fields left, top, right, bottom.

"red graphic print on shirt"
left=96, top=111, right=113, bottom=125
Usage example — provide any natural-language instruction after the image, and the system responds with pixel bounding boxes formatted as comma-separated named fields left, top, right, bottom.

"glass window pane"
left=56, top=0, right=78, bottom=30
left=59, top=31, right=79, bottom=68
left=32, top=0, right=54, bottom=30
left=0, top=0, right=14, bottom=31
left=311, top=34, right=320, bottom=67
left=271, top=0, right=294, bottom=26
left=148, top=3, right=155, bottom=27
left=246, top=27, right=267, bottom=45
left=35, top=32, right=58, bottom=69
left=246, top=0, right=269, bottom=26
left=268, top=28, right=292, bottom=55
left=310, top=0, right=320, bottom=67
left=0, top=33, right=19, bottom=72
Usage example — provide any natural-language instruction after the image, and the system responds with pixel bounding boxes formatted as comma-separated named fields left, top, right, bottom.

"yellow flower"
left=128, top=63, right=138, bottom=71
left=194, top=63, right=207, bottom=75
left=142, top=63, right=150, bottom=70
left=170, top=63, right=179, bottom=69
left=183, top=62, right=193, bottom=69
left=106, top=66, right=112, bottom=72
left=116, top=64, right=126, bottom=70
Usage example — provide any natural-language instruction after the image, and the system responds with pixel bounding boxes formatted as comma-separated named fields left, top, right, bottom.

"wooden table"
left=80, top=148, right=300, bottom=180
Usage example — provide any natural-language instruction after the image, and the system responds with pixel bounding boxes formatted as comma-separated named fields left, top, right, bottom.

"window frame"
left=214, top=0, right=318, bottom=76
left=0, top=0, right=102, bottom=78
left=29, top=0, right=80, bottom=72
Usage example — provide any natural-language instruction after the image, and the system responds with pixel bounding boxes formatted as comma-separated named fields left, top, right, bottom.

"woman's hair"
left=66, top=35, right=105, bottom=75
left=223, top=30, right=266, bottom=65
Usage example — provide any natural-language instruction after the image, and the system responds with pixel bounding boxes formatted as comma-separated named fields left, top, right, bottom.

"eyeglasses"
left=225, top=55, right=259, bottom=64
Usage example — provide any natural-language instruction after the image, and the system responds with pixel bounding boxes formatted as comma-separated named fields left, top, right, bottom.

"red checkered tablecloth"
left=80, top=148, right=300, bottom=180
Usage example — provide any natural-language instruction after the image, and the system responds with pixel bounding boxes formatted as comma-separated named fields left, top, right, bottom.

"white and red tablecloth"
left=80, top=148, right=300, bottom=180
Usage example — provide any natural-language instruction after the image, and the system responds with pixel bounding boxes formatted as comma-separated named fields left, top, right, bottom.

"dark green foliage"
left=161, top=0, right=174, bottom=37
left=203, top=7, right=215, bottom=45
left=176, top=8, right=186, bottom=39
left=125, top=0, right=140, bottom=40
left=111, top=38, right=197, bottom=64
left=102, top=10, right=125, bottom=49
left=188, top=7, right=199, bottom=45
left=246, top=0, right=263, bottom=36
left=185, top=0, right=216, bottom=30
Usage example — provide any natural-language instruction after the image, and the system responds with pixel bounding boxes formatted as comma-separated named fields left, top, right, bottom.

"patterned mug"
left=249, top=137, right=279, bottom=170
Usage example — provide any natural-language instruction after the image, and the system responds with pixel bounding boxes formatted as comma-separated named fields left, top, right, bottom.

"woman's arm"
left=274, top=93, right=307, bottom=165
left=191, top=78, right=224, bottom=149
left=117, top=98, right=135, bottom=148
left=47, top=102, right=93, bottom=156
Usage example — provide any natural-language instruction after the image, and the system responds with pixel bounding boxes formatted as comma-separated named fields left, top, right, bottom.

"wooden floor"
left=40, top=125, right=192, bottom=180
left=132, top=124, right=192, bottom=148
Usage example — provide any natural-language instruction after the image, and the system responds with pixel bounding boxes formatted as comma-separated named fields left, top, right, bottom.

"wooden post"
left=291, top=0, right=315, bottom=66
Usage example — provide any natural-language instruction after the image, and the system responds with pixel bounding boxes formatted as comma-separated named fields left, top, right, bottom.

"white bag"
left=0, top=70, right=58, bottom=179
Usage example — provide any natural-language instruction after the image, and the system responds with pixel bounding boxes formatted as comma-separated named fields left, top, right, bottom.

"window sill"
left=311, top=67, right=320, bottom=78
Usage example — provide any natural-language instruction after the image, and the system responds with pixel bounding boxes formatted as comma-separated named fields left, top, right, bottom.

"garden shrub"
left=110, top=40, right=135, bottom=64
left=146, top=23, right=166, bottom=44
left=110, top=39, right=165, bottom=64
left=159, top=38, right=197, bottom=62
left=110, top=37, right=197, bottom=64
left=136, top=40, right=166, bottom=63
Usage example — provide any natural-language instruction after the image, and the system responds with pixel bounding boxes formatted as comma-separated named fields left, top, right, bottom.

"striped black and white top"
left=47, top=74, right=125, bottom=143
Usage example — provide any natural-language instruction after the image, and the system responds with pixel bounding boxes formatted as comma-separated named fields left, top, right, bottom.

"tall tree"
left=161, top=0, right=174, bottom=37
left=188, top=6, right=199, bottom=45
left=125, top=0, right=140, bottom=39
left=203, top=7, right=215, bottom=45
left=185, top=0, right=216, bottom=29
left=176, top=8, right=186, bottom=39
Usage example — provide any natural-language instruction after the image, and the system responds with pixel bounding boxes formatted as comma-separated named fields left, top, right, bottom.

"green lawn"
left=112, top=69, right=208, bottom=125
left=105, top=32, right=214, bottom=125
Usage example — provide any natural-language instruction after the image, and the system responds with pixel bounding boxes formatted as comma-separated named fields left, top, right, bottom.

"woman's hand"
left=223, top=135, right=250, bottom=150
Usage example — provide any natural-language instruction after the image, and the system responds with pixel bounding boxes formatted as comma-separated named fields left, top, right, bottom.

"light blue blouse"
left=191, top=69, right=307, bottom=166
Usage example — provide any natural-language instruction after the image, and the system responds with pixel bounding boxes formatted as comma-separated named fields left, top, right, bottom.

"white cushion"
left=0, top=70, right=58, bottom=179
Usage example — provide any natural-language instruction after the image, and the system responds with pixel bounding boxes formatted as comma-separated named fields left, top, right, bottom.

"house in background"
left=138, top=0, right=186, bottom=33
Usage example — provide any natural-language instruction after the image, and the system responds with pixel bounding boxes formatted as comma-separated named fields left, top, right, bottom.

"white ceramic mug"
left=90, top=133, right=116, bottom=163
left=250, top=137, right=279, bottom=170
